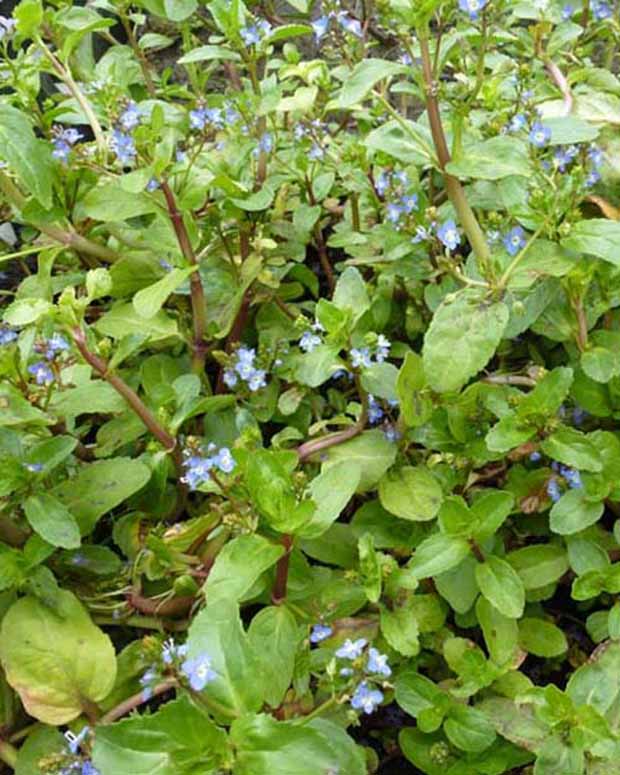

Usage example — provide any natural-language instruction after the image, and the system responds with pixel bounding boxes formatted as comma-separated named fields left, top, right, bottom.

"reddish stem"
left=272, top=534, right=293, bottom=604
left=101, top=679, right=177, bottom=724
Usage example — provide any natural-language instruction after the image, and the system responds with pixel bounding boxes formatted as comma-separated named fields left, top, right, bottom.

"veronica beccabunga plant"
left=1, top=0, right=620, bottom=773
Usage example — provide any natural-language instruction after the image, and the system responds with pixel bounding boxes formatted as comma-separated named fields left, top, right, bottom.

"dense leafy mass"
left=1, top=0, right=620, bottom=773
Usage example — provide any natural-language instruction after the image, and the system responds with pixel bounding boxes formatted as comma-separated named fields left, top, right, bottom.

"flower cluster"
left=312, top=10, right=362, bottom=41
left=376, top=170, right=419, bottom=229
left=350, top=335, right=390, bottom=370
left=223, top=345, right=267, bottom=392
left=188, top=102, right=240, bottom=132
left=294, top=119, right=329, bottom=160
left=51, top=126, right=83, bottom=164
left=299, top=321, right=325, bottom=353
left=27, top=333, right=70, bottom=385
left=334, top=638, right=391, bottom=714
left=547, top=462, right=583, bottom=503
left=310, top=623, right=333, bottom=643
left=110, top=101, right=142, bottom=166
left=181, top=444, right=236, bottom=490
left=60, top=727, right=100, bottom=775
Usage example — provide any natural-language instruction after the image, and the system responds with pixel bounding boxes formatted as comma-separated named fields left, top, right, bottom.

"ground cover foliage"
left=1, top=0, right=620, bottom=772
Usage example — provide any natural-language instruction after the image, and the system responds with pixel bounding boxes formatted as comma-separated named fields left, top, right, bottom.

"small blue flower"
left=28, top=361, right=54, bottom=385
left=562, top=3, right=575, bottom=19
left=310, top=624, right=333, bottom=643
left=312, top=15, right=330, bottom=40
left=508, top=113, right=527, bottom=133
left=52, top=126, right=82, bottom=163
left=0, top=326, right=17, bottom=346
left=247, top=369, right=267, bottom=392
left=64, top=726, right=90, bottom=754
left=529, top=122, right=551, bottom=148
left=572, top=406, right=587, bottom=426
left=44, top=333, right=69, bottom=360
left=215, top=447, right=235, bottom=474
left=308, top=143, right=325, bottom=161
left=366, top=647, right=391, bottom=677
left=256, top=132, right=273, bottom=154
left=300, top=331, right=322, bottom=353
left=368, top=395, right=384, bottom=425
left=588, top=145, right=604, bottom=169
left=375, top=335, right=390, bottom=363
left=340, top=667, right=354, bottom=677
left=182, top=454, right=215, bottom=490
left=335, top=638, right=367, bottom=659
left=146, top=178, right=160, bottom=192
left=350, top=347, right=372, bottom=369
left=412, top=225, right=433, bottom=243
left=351, top=681, right=384, bottom=714
left=503, top=226, right=527, bottom=256
left=437, top=220, right=460, bottom=251
left=458, top=0, right=488, bottom=20
left=110, top=129, right=136, bottom=166
left=0, top=16, right=16, bottom=40
left=223, top=369, right=238, bottom=388
left=81, top=763, right=101, bottom=775
left=586, top=170, right=601, bottom=187
left=386, top=202, right=404, bottom=224
left=547, top=477, right=562, bottom=503
left=401, top=194, right=419, bottom=213
left=338, top=14, right=363, bottom=36
left=554, top=145, right=578, bottom=172
left=240, top=24, right=261, bottom=46
left=529, top=451, right=542, bottom=462
left=181, top=653, right=217, bottom=691
left=375, top=171, right=390, bottom=196
left=592, top=1, right=612, bottom=20
left=560, top=465, right=583, bottom=489
left=384, top=425, right=401, bottom=443
left=119, top=101, right=141, bottom=131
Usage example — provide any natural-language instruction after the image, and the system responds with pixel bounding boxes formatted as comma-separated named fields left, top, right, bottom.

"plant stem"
left=0, top=170, right=118, bottom=263
left=296, top=695, right=338, bottom=725
left=160, top=182, right=209, bottom=381
left=496, top=223, right=545, bottom=291
left=418, top=35, right=493, bottom=280
left=71, top=327, right=180, bottom=464
left=101, top=679, right=177, bottom=724
left=120, top=12, right=156, bottom=96
left=0, top=739, right=18, bottom=769
left=36, top=39, right=106, bottom=157
left=272, top=534, right=293, bottom=604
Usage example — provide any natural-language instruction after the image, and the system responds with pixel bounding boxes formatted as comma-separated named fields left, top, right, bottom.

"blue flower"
left=437, top=220, right=460, bottom=251
left=51, top=126, right=83, bottom=163
left=215, top=447, right=235, bottom=474
left=81, top=763, right=101, bottom=775
left=312, top=15, right=330, bottom=40
left=0, top=16, right=16, bottom=40
left=64, top=726, right=90, bottom=754
left=529, top=451, right=542, bottom=462
left=247, top=369, right=267, bottom=392
left=560, top=465, right=582, bottom=489
left=366, top=647, right=391, bottom=677
left=508, top=113, right=527, bottom=133
left=110, top=130, right=136, bottom=166
left=181, top=653, right=217, bottom=691
left=23, top=462, right=43, bottom=473
left=350, top=681, right=384, bottom=714
left=182, top=454, right=215, bottom=490
left=189, top=107, right=208, bottom=130
left=458, top=0, right=488, bottom=20
left=300, top=331, right=322, bottom=353
left=588, top=145, right=604, bottom=169
left=384, top=425, right=401, bottom=443
left=546, top=477, right=562, bottom=503
left=223, top=369, right=238, bottom=388
left=386, top=202, right=404, bottom=224
left=139, top=667, right=158, bottom=700
left=562, top=4, right=575, bottom=19
left=28, top=361, right=54, bottom=385
left=529, top=122, right=551, bottom=148
left=44, top=333, right=69, bottom=360
left=503, top=226, right=527, bottom=256
left=256, top=132, right=274, bottom=154
left=310, top=624, right=333, bottom=643
left=337, top=14, right=363, bottom=36
left=368, top=396, right=384, bottom=425
left=146, top=178, right=160, bottom=192
left=375, top=335, right=391, bottom=363
left=401, top=194, right=419, bottom=213
left=412, top=225, right=433, bottom=243
left=308, top=143, right=325, bottom=161
left=573, top=406, right=587, bottom=426
left=350, top=347, right=372, bottom=369
left=586, top=170, right=601, bottom=187
left=375, top=171, right=390, bottom=196
left=119, top=101, right=141, bottom=131
left=240, top=24, right=261, bottom=45
left=592, top=1, right=612, bottom=19
left=554, top=145, right=578, bottom=172
left=0, top=326, right=17, bottom=346
left=335, top=638, right=367, bottom=659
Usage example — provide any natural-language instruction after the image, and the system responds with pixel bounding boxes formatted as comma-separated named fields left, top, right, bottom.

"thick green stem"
left=418, top=35, right=493, bottom=279
left=0, top=170, right=118, bottom=263
left=0, top=739, right=18, bottom=769
left=37, top=39, right=106, bottom=156
left=160, top=182, right=209, bottom=382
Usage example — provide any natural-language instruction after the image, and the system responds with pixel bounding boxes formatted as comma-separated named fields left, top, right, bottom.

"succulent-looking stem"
left=101, top=679, right=178, bottom=724
left=272, top=534, right=294, bottom=604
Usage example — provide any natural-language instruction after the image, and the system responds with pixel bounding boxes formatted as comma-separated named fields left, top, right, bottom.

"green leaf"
left=178, top=44, right=241, bottom=63
left=561, top=219, right=620, bottom=267
left=397, top=352, right=432, bottom=427
left=245, top=450, right=310, bottom=533
left=540, top=427, right=602, bottom=472
left=566, top=640, right=620, bottom=715
left=338, top=59, right=408, bottom=108
left=14, top=726, right=65, bottom=775
left=133, top=268, right=195, bottom=319
left=409, top=533, right=471, bottom=578
left=204, top=535, right=284, bottom=606
left=49, top=382, right=126, bottom=418
left=14, top=0, right=43, bottom=36
left=231, top=186, right=274, bottom=212
left=518, top=618, right=567, bottom=657
left=379, top=466, right=443, bottom=522
left=476, top=596, right=519, bottom=665
left=380, top=601, right=420, bottom=656
left=79, top=183, right=158, bottom=221
left=444, top=705, right=496, bottom=753
left=364, top=120, right=434, bottom=165
left=52, top=458, right=151, bottom=534
left=475, top=556, right=525, bottom=619
left=23, top=493, right=80, bottom=549
left=298, top=461, right=360, bottom=538
left=333, top=267, right=370, bottom=323
left=295, top=344, right=342, bottom=388
left=92, top=696, right=228, bottom=775
left=395, top=669, right=444, bottom=719
left=186, top=601, right=264, bottom=719
left=549, top=489, right=604, bottom=535
left=506, top=544, right=569, bottom=589
left=3, top=298, right=51, bottom=327
left=360, top=362, right=399, bottom=401
left=541, top=116, right=599, bottom=145
left=0, top=384, right=49, bottom=427
left=0, top=105, right=53, bottom=208
left=423, top=290, right=509, bottom=393
left=95, top=303, right=180, bottom=343
left=248, top=607, right=300, bottom=708
left=0, top=591, right=116, bottom=724
left=164, top=0, right=198, bottom=21
left=321, top=430, right=397, bottom=493
left=266, top=23, right=312, bottom=42
left=231, top=714, right=366, bottom=774
left=446, top=138, right=531, bottom=180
